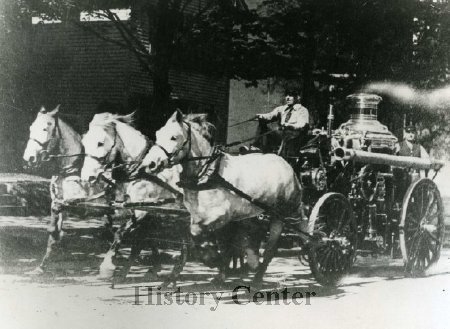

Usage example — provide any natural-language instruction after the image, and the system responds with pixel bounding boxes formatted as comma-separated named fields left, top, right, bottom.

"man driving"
left=256, top=91, right=309, bottom=160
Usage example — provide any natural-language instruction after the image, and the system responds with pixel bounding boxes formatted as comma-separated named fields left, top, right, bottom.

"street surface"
left=0, top=212, right=449, bottom=329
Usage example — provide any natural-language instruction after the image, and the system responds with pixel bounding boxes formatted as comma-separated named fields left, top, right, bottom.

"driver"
left=256, top=91, right=309, bottom=161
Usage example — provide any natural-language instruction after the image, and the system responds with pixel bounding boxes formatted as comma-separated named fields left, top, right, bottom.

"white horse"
left=23, top=106, right=87, bottom=274
left=81, top=112, right=184, bottom=282
left=142, top=110, right=306, bottom=282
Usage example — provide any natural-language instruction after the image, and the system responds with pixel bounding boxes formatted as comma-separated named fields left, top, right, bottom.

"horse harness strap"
left=211, top=175, right=294, bottom=221
left=177, top=146, right=224, bottom=187
left=91, top=133, right=182, bottom=199
left=155, top=121, right=192, bottom=167
left=134, top=172, right=183, bottom=200
left=125, top=137, right=152, bottom=178
left=30, top=114, right=62, bottom=152
left=85, top=129, right=118, bottom=166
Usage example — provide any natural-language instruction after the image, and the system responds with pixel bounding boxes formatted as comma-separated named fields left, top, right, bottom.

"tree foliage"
left=5, top=0, right=450, bottom=140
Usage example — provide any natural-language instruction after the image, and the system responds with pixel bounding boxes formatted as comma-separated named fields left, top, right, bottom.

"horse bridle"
left=84, top=126, right=150, bottom=181
left=154, top=121, right=192, bottom=167
left=85, top=128, right=118, bottom=168
left=28, top=115, right=61, bottom=162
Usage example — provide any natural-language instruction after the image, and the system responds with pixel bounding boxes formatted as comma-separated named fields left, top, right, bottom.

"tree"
left=236, top=0, right=450, bottom=128
left=0, top=1, right=40, bottom=171
left=20, top=0, right=250, bottom=132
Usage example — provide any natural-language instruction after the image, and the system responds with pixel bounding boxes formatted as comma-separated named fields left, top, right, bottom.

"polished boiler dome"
left=335, top=93, right=398, bottom=152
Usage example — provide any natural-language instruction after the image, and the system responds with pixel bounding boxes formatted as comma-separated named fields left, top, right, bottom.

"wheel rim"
left=400, top=178, right=444, bottom=275
left=309, top=193, right=357, bottom=284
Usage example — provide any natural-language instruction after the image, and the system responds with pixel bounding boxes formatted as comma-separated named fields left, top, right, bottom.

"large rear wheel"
left=400, top=178, right=444, bottom=276
left=308, top=193, right=358, bottom=286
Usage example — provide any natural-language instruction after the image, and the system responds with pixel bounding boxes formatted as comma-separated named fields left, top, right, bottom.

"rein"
left=224, top=129, right=277, bottom=148
left=154, top=121, right=192, bottom=167
left=228, top=116, right=258, bottom=128
left=169, top=128, right=278, bottom=164
left=29, top=114, right=62, bottom=156
left=85, top=129, right=118, bottom=166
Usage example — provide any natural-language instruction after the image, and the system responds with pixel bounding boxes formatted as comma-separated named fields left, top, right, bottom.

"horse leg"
left=238, top=218, right=264, bottom=276
left=212, top=224, right=237, bottom=284
left=98, top=215, right=136, bottom=280
left=114, top=236, right=144, bottom=283
left=161, top=234, right=190, bottom=289
left=99, top=214, right=115, bottom=242
left=113, top=212, right=162, bottom=283
left=253, top=219, right=284, bottom=284
left=232, top=254, right=238, bottom=270
left=26, top=203, right=65, bottom=276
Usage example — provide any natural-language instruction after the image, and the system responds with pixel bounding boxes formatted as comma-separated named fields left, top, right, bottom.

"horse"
left=80, top=112, right=185, bottom=284
left=142, top=110, right=307, bottom=283
left=23, top=106, right=88, bottom=275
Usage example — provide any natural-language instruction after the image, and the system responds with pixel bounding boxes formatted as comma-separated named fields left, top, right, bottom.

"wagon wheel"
left=400, top=178, right=444, bottom=276
left=307, top=193, right=358, bottom=286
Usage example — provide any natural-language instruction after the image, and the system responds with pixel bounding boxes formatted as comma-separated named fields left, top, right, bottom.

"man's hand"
left=282, top=123, right=295, bottom=130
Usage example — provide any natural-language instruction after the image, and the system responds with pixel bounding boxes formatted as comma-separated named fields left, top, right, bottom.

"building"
left=28, top=4, right=232, bottom=141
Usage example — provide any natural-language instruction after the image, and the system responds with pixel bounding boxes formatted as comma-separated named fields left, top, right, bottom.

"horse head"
left=23, top=105, right=61, bottom=166
left=143, top=110, right=215, bottom=174
left=81, top=112, right=149, bottom=183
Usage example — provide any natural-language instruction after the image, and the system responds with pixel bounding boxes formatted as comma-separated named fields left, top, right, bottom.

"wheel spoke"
left=401, top=180, right=444, bottom=275
left=319, top=247, right=333, bottom=273
left=332, top=248, right=341, bottom=273
left=420, top=186, right=425, bottom=218
left=425, top=211, right=439, bottom=224
left=422, top=192, right=436, bottom=220
left=336, top=208, right=346, bottom=232
left=406, top=227, right=419, bottom=233
left=317, top=246, right=330, bottom=267
left=405, top=214, right=420, bottom=226
left=425, top=229, right=441, bottom=244
left=423, top=236, right=433, bottom=266
left=309, top=194, right=357, bottom=285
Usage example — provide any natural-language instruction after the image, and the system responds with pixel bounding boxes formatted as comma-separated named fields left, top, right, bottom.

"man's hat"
left=404, top=125, right=416, bottom=133
left=285, top=89, right=299, bottom=97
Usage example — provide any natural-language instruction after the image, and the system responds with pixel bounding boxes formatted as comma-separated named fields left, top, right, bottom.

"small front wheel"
left=307, top=193, right=358, bottom=286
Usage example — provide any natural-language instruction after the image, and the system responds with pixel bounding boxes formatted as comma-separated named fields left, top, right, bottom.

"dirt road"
left=0, top=214, right=449, bottom=329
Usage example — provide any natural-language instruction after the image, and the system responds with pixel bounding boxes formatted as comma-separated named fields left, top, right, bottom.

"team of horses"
left=23, top=106, right=309, bottom=285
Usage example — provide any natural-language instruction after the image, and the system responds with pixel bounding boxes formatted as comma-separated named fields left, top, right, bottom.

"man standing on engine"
left=395, top=124, right=429, bottom=159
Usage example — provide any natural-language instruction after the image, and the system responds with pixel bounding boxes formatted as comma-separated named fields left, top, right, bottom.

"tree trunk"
left=301, top=34, right=317, bottom=110
left=145, top=0, right=179, bottom=136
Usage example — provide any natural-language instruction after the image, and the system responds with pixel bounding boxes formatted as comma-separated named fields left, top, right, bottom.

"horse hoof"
left=112, top=274, right=127, bottom=284
left=211, top=275, right=225, bottom=286
left=24, top=266, right=45, bottom=276
left=160, top=280, right=176, bottom=290
left=252, top=273, right=264, bottom=285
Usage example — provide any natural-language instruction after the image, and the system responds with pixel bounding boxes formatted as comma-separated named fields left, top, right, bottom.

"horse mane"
left=58, top=118, right=82, bottom=144
left=89, top=112, right=135, bottom=130
left=184, top=113, right=216, bottom=143
left=88, top=112, right=148, bottom=159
